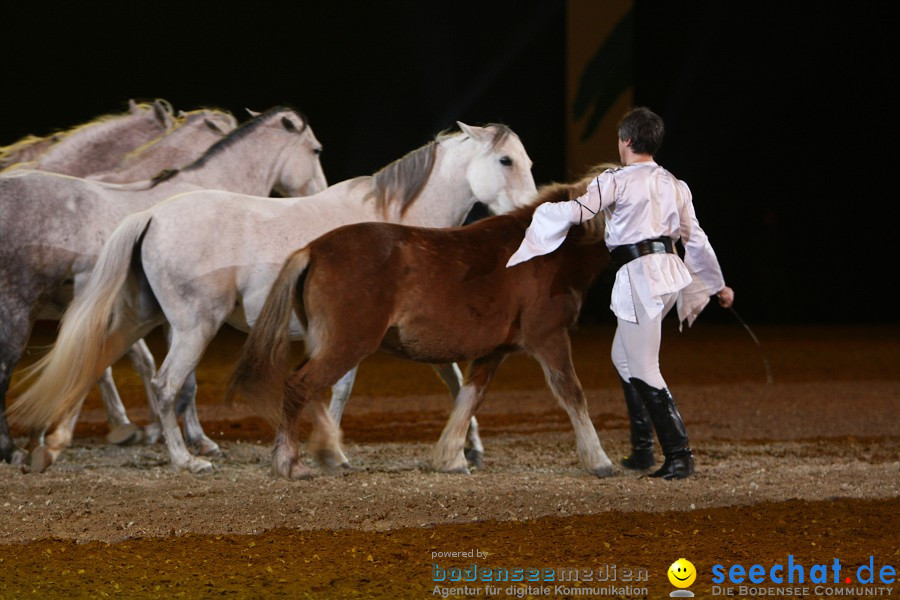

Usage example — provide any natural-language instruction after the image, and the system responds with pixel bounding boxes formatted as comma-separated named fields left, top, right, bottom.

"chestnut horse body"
left=231, top=170, right=616, bottom=479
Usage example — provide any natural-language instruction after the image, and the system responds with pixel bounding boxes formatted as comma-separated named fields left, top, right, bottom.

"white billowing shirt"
left=506, top=161, right=725, bottom=326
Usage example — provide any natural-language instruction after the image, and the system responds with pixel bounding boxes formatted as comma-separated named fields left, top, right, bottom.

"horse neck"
left=173, top=132, right=289, bottom=197
left=36, top=112, right=168, bottom=176
left=121, top=119, right=222, bottom=170
left=394, top=141, right=476, bottom=227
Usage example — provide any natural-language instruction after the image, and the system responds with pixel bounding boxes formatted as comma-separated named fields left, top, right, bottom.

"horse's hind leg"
left=532, top=331, right=612, bottom=477
left=0, top=376, right=27, bottom=466
left=276, top=350, right=368, bottom=479
left=177, top=371, right=222, bottom=457
left=0, top=309, right=34, bottom=465
left=152, top=330, right=217, bottom=474
left=98, top=367, right=144, bottom=446
left=32, top=401, right=85, bottom=472
left=108, top=339, right=161, bottom=445
left=433, top=354, right=504, bottom=475
left=432, top=362, right=484, bottom=467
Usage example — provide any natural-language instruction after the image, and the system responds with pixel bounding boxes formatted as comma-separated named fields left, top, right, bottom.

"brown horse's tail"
left=226, top=247, right=310, bottom=425
left=9, top=212, right=154, bottom=431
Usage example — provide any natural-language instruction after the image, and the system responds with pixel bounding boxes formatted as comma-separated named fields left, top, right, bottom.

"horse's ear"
left=153, top=99, right=176, bottom=129
left=204, top=118, right=226, bottom=134
left=128, top=99, right=140, bottom=114
left=281, top=116, right=297, bottom=131
left=246, top=108, right=261, bottom=118
left=456, top=121, right=488, bottom=143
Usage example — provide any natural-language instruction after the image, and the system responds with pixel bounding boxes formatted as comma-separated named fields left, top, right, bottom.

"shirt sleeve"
left=506, top=174, right=608, bottom=267
left=675, top=179, right=727, bottom=324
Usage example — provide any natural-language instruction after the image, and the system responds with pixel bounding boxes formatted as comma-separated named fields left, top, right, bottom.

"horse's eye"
left=499, top=156, right=513, bottom=166
left=313, top=147, right=323, bottom=155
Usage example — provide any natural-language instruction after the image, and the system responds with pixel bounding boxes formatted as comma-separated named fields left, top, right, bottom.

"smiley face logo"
left=668, top=558, right=697, bottom=588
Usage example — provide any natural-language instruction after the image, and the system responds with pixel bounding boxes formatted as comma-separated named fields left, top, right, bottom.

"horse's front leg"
left=433, top=355, right=504, bottom=475
left=432, top=362, right=484, bottom=467
left=325, top=367, right=357, bottom=466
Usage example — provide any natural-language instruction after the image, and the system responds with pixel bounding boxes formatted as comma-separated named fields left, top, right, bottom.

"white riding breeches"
left=610, top=287, right=678, bottom=390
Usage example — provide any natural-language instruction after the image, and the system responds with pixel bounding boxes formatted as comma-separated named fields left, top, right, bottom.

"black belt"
left=611, top=237, right=676, bottom=268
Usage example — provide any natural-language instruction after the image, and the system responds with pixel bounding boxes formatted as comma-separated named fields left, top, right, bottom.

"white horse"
left=82, top=106, right=238, bottom=446
left=0, top=107, right=327, bottom=466
left=88, top=108, right=238, bottom=183
left=1, top=105, right=237, bottom=458
left=10, top=122, right=537, bottom=475
left=3, top=99, right=176, bottom=176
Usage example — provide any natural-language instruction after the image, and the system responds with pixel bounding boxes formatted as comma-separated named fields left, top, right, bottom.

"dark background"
left=2, top=2, right=894, bottom=325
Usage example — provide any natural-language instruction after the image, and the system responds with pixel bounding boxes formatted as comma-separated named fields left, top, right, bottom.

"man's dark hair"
left=617, top=107, right=665, bottom=155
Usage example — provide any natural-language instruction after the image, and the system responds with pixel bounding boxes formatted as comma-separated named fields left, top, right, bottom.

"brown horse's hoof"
left=107, top=423, right=143, bottom=446
left=29, top=446, right=54, bottom=474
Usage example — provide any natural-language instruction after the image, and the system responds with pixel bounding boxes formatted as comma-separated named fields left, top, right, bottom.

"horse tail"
left=227, top=247, right=311, bottom=425
left=9, top=212, right=154, bottom=431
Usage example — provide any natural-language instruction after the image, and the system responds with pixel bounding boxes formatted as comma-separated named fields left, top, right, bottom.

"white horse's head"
left=457, top=121, right=536, bottom=214
left=266, top=109, right=328, bottom=197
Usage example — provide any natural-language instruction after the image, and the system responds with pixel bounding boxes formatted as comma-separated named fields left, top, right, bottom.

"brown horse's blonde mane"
left=365, top=124, right=516, bottom=217
left=504, top=162, right=619, bottom=244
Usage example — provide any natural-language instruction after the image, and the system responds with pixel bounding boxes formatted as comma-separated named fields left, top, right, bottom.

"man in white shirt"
left=507, top=107, right=734, bottom=480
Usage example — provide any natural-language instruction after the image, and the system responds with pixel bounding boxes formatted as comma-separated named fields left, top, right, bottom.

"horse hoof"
left=193, top=440, right=223, bottom=458
left=464, top=448, right=484, bottom=468
left=314, top=448, right=346, bottom=472
left=440, top=464, right=471, bottom=475
left=186, top=458, right=214, bottom=474
left=289, top=463, right=315, bottom=480
left=29, top=446, right=54, bottom=474
left=592, top=464, right=615, bottom=478
left=107, top=423, right=143, bottom=446
left=5, top=447, right=28, bottom=467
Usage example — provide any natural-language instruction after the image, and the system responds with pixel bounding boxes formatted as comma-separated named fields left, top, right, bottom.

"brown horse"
left=228, top=166, right=618, bottom=480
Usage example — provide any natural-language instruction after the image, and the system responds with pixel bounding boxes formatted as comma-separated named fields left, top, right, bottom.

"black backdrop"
left=2, top=2, right=894, bottom=324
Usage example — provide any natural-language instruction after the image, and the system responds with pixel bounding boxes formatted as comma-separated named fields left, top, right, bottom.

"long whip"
left=727, top=306, right=774, bottom=385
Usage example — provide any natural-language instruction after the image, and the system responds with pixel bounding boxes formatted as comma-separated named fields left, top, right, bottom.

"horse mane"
left=364, top=123, right=515, bottom=216
left=180, top=106, right=308, bottom=172
left=0, top=101, right=168, bottom=168
left=500, top=162, right=620, bottom=243
left=0, top=134, right=58, bottom=168
left=116, top=108, right=237, bottom=165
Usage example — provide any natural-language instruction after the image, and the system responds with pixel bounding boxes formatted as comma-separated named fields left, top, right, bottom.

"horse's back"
left=301, top=219, right=532, bottom=360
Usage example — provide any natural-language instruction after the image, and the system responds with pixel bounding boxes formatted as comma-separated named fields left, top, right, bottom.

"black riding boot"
left=619, top=377, right=655, bottom=470
left=630, top=378, right=694, bottom=480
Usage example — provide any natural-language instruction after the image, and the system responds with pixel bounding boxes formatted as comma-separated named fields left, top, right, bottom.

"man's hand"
left=717, top=286, right=735, bottom=308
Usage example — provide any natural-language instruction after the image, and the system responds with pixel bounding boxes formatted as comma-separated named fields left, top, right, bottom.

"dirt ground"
left=0, top=322, right=897, bottom=599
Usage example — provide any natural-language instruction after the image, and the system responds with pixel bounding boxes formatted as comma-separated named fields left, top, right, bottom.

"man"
left=507, top=107, right=734, bottom=480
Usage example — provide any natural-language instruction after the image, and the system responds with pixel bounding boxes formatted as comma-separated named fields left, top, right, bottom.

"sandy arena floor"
left=1, top=321, right=897, bottom=598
